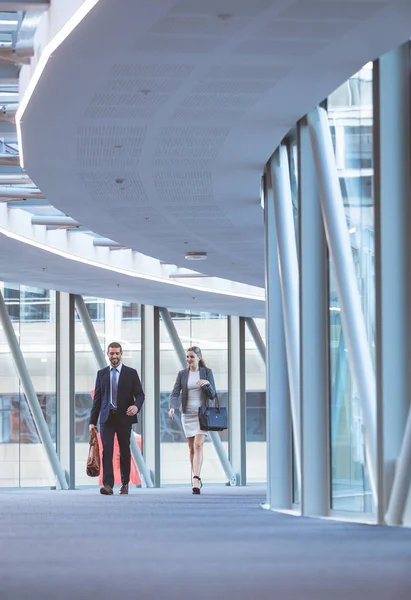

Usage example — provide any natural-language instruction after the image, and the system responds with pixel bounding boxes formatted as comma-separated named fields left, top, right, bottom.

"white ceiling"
left=13, top=0, right=411, bottom=313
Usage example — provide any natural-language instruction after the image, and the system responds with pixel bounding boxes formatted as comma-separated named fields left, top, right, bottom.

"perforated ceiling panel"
left=77, top=126, right=146, bottom=168
left=170, top=0, right=274, bottom=17
left=279, top=1, right=387, bottom=20
left=149, top=15, right=249, bottom=36
left=79, top=172, right=148, bottom=206
left=154, top=172, right=214, bottom=203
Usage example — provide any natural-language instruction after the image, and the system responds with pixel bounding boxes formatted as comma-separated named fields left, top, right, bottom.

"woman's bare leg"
left=187, top=437, right=194, bottom=477
left=192, top=434, right=206, bottom=488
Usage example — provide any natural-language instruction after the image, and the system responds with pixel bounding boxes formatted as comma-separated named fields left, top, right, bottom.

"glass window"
left=327, top=63, right=375, bottom=513
left=74, top=299, right=142, bottom=487
left=159, top=310, right=228, bottom=485
left=0, top=283, right=56, bottom=488
left=245, top=318, right=266, bottom=483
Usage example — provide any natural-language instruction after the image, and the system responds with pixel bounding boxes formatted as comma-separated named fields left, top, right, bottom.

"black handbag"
left=198, top=395, right=227, bottom=432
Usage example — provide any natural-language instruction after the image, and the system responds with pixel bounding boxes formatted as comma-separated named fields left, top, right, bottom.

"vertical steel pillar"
left=158, top=307, right=237, bottom=485
left=74, top=295, right=153, bottom=488
left=298, top=120, right=329, bottom=516
left=263, top=166, right=292, bottom=510
left=141, top=305, right=160, bottom=487
left=228, top=316, right=247, bottom=485
left=373, top=43, right=411, bottom=525
left=0, top=289, right=68, bottom=490
left=307, top=106, right=378, bottom=504
left=269, top=145, right=301, bottom=491
left=57, top=292, right=76, bottom=489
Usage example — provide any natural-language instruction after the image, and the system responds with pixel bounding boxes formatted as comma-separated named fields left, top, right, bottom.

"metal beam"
left=269, top=145, right=302, bottom=492
left=298, top=120, right=329, bottom=517
left=56, top=292, right=76, bottom=489
left=228, top=316, right=247, bottom=485
left=74, top=295, right=154, bottom=488
left=0, top=63, right=19, bottom=82
left=374, top=43, right=411, bottom=525
left=244, top=318, right=265, bottom=364
left=141, top=305, right=160, bottom=487
left=263, top=165, right=292, bottom=510
left=0, top=47, right=31, bottom=64
left=92, top=238, right=128, bottom=249
left=0, top=154, right=19, bottom=165
left=307, top=106, right=378, bottom=505
left=0, top=186, right=44, bottom=199
left=0, top=2, right=49, bottom=9
left=158, top=306, right=237, bottom=485
left=0, top=288, right=68, bottom=489
left=0, top=174, right=32, bottom=185
left=32, top=216, right=81, bottom=227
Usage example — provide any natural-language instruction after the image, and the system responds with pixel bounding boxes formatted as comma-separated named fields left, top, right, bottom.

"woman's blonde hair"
left=187, top=346, right=206, bottom=368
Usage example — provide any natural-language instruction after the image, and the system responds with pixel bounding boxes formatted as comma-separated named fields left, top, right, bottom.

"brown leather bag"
left=86, top=428, right=101, bottom=477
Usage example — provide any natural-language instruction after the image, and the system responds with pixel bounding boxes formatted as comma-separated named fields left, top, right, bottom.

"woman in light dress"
left=168, top=346, right=217, bottom=494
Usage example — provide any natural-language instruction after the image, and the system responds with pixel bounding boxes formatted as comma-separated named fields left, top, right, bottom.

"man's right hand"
left=89, top=424, right=97, bottom=432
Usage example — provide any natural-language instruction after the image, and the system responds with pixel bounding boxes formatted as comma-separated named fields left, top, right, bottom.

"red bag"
left=86, top=428, right=101, bottom=477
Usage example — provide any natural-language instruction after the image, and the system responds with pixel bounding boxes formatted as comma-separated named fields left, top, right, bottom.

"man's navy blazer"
left=89, top=364, right=145, bottom=426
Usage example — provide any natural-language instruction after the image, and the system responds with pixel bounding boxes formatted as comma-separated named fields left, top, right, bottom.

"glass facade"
left=327, top=64, right=375, bottom=513
left=0, top=284, right=56, bottom=487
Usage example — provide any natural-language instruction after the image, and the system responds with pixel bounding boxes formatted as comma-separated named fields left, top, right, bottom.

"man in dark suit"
left=89, top=342, right=145, bottom=495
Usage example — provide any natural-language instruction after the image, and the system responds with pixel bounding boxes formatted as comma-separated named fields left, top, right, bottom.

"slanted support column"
left=374, top=43, right=411, bottom=525
left=263, top=167, right=292, bottom=510
left=75, top=295, right=153, bottom=488
left=57, top=292, right=75, bottom=489
left=244, top=318, right=266, bottom=364
left=158, top=307, right=237, bottom=485
left=270, top=145, right=302, bottom=492
left=307, top=106, right=378, bottom=505
left=228, top=316, right=246, bottom=485
left=141, top=305, right=160, bottom=487
left=0, top=289, right=68, bottom=490
left=298, top=121, right=329, bottom=516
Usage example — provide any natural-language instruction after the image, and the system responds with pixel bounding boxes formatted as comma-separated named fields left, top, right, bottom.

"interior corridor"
left=1, top=486, right=410, bottom=599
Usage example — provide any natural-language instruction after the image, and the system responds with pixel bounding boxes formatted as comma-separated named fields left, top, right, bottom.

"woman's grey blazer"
left=169, top=367, right=216, bottom=413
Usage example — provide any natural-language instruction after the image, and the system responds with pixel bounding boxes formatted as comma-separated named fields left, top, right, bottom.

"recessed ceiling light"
left=185, top=252, right=207, bottom=261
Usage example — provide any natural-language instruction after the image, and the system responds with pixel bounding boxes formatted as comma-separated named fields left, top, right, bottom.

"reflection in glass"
left=328, top=63, right=375, bottom=513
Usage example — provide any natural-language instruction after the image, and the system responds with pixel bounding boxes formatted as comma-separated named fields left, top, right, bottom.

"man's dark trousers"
left=100, top=410, right=132, bottom=488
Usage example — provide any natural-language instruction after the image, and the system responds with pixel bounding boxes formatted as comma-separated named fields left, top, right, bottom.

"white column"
left=307, top=106, right=378, bottom=505
left=298, top=122, right=329, bottom=516
left=263, top=166, right=292, bottom=510
left=270, top=146, right=301, bottom=491
left=57, top=292, right=75, bottom=488
left=374, top=43, right=411, bottom=525
left=141, top=305, right=160, bottom=486
left=228, top=316, right=246, bottom=485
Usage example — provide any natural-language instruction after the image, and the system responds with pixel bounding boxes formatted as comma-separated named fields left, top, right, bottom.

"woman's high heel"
left=192, top=475, right=202, bottom=495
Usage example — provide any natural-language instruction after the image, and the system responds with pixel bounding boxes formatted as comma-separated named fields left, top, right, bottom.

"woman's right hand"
left=168, top=408, right=175, bottom=420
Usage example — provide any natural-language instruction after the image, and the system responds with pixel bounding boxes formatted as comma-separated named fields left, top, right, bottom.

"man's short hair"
left=107, top=342, right=122, bottom=352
